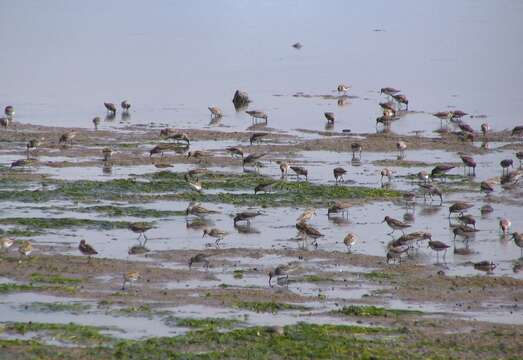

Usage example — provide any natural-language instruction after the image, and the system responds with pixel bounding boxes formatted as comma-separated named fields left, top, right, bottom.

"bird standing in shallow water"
left=499, top=218, right=511, bottom=235
left=448, top=202, right=473, bottom=218
left=122, top=271, right=140, bottom=290
left=233, top=211, right=261, bottom=226
left=278, top=161, right=290, bottom=179
left=208, top=106, right=223, bottom=119
left=59, top=131, right=77, bottom=146
left=428, top=240, right=450, bottom=262
left=380, top=168, right=392, bottom=184
left=396, top=141, right=407, bottom=158
left=337, top=84, right=350, bottom=95
left=481, top=123, right=490, bottom=137
left=324, top=112, right=335, bottom=124
left=382, top=216, right=411, bottom=235
left=333, top=167, right=347, bottom=184
left=189, top=253, right=210, bottom=269
left=351, top=143, right=362, bottom=159
left=392, top=94, right=408, bottom=111
left=460, top=155, right=477, bottom=176
left=343, top=233, right=357, bottom=252
left=500, top=159, right=513, bottom=176
left=290, top=166, right=308, bottom=181
left=516, top=151, right=523, bottom=167
left=92, top=117, right=101, bottom=130
left=512, top=232, right=523, bottom=256
left=0, top=237, right=14, bottom=252
left=78, top=239, right=98, bottom=262
left=203, top=228, right=228, bottom=245
left=4, top=105, right=14, bottom=117
left=129, top=222, right=153, bottom=244
left=121, top=100, right=131, bottom=112
left=104, top=102, right=117, bottom=114
left=18, top=240, right=32, bottom=257
left=268, top=265, right=290, bottom=287
left=297, top=208, right=316, bottom=223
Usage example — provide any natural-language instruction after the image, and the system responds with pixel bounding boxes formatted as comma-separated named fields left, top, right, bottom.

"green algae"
left=30, top=273, right=81, bottom=285
left=2, top=322, right=112, bottom=344
left=0, top=217, right=137, bottom=231
left=24, top=302, right=91, bottom=313
left=0, top=283, right=37, bottom=294
left=233, top=270, right=244, bottom=279
left=75, top=205, right=184, bottom=218
left=164, top=317, right=241, bottom=329
left=234, top=301, right=310, bottom=313
left=337, top=305, right=423, bottom=317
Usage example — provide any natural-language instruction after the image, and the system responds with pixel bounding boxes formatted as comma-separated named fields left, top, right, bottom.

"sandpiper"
left=392, top=94, right=409, bottom=111
left=78, top=239, right=97, bottom=262
left=379, top=101, right=396, bottom=113
left=189, top=254, right=209, bottom=269
left=451, top=110, right=468, bottom=120
left=428, top=240, right=450, bottom=261
left=187, top=168, right=208, bottom=180
left=324, top=112, right=335, bottom=123
left=4, top=105, right=14, bottom=117
left=458, top=214, right=476, bottom=229
left=351, top=143, right=362, bottom=159
left=184, top=174, right=203, bottom=192
left=337, top=84, right=350, bottom=95
left=343, top=233, right=357, bottom=252
left=453, top=224, right=477, bottom=240
left=121, top=100, right=131, bottom=112
left=501, top=169, right=523, bottom=186
left=203, top=228, right=228, bottom=245
left=458, top=123, right=474, bottom=133
left=187, top=150, right=210, bottom=162
left=396, top=141, right=407, bottom=157
left=233, top=211, right=261, bottom=226
left=431, top=164, right=455, bottom=179
left=480, top=123, right=490, bottom=137
left=460, top=155, right=476, bottom=176
left=480, top=204, right=494, bottom=215
left=333, top=167, right=347, bottom=183
left=0, top=237, right=14, bottom=252
left=403, top=192, right=416, bottom=208
left=268, top=265, right=290, bottom=287
left=104, top=102, right=117, bottom=114
left=150, top=144, right=172, bottom=158
left=449, top=202, right=473, bottom=218
left=243, top=153, right=266, bottom=170
left=254, top=182, right=274, bottom=194
left=208, top=106, right=223, bottom=118
left=480, top=181, right=495, bottom=195
left=226, top=146, right=244, bottom=158
left=500, top=159, right=513, bottom=176
left=279, top=161, right=290, bottom=178
left=0, top=117, right=10, bottom=128
left=516, top=151, right=523, bottom=167
left=296, top=221, right=323, bottom=246
left=92, top=117, right=101, bottom=130
left=186, top=203, right=218, bottom=217
left=166, top=132, right=190, bottom=145
left=499, top=218, right=511, bottom=235
left=512, top=232, right=523, bottom=256
left=121, top=271, right=140, bottom=290
left=512, top=126, right=523, bottom=136
left=382, top=216, right=410, bottom=235
left=327, top=201, right=350, bottom=218
left=59, top=131, right=77, bottom=146
left=290, top=166, right=308, bottom=181
left=386, top=245, right=409, bottom=264
left=473, top=261, right=496, bottom=273
left=380, top=87, right=400, bottom=96
left=417, top=170, right=429, bottom=183
left=26, top=138, right=43, bottom=158
left=250, top=132, right=268, bottom=145
left=102, top=147, right=113, bottom=162
left=245, top=110, right=268, bottom=123
left=297, top=208, right=316, bottom=223
left=129, top=222, right=152, bottom=244
left=10, top=159, right=33, bottom=168
left=18, top=240, right=32, bottom=257
left=380, top=168, right=392, bottom=184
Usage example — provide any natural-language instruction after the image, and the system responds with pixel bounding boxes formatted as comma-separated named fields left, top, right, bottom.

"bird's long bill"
left=381, top=219, right=386, bottom=223
left=268, top=273, right=273, bottom=287
left=202, top=232, right=206, bottom=238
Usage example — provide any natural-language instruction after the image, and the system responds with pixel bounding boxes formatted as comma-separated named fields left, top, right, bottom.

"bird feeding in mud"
left=203, top=228, right=228, bottom=245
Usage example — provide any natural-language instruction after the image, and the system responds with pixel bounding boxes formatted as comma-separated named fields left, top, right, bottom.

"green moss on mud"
left=337, top=305, right=423, bottom=317
left=234, top=301, right=309, bottom=313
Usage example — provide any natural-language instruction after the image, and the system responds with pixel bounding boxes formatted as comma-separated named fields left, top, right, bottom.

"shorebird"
left=351, top=143, right=362, bottom=159
left=458, top=123, right=474, bottom=133
left=392, top=94, right=408, bottom=111
left=78, top=239, right=97, bottom=262
left=243, top=153, right=266, bottom=170
left=250, top=132, right=268, bottom=145
left=186, top=203, right=217, bottom=217
left=473, top=261, right=496, bottom=273
left=0, top=237, right=14, bottom=252
left=296, top=221, right=323, bottom=246
left=380, top=87, right=400, bottom=96
left=279, top=161, right=290, bottom=178
left=245, top=110, right=268, bottom=123
left=203, top=228, right=228, bottom=245
left=428, top=240, right=450, bottom=261
left=516, top=151, right=523, bottom=167
left=324, top=112, right=335, bottom=123
left=121, top=100, right=131, bottom=112
left=419, top=184, right=443, bottom=204
left=379, top=101, right=396, bottom=113
left=453, top=224, right=477, bottom=240
left=449, top=202, right=473, bottom=218
left=4, top=105, right=14, bottom=117
left=480, top=181, right=495, bottom=195
left=512, top=232, right=523, bottom=256
left=451, top=110, right=468, bottom=120
left=166, top=132, right=190, bottom=145
left=457, top=131, right=475, bottom=143
left=382, top=216, right=410, bottom=235
left=59, top=131, right=77, bottom=145
left=92, top=117, right=101, bottom=130
left=500, top=159, right=513, bottom=176
left=18, top=240, right=32, bottom=257
left=104, top=102, right=117, bottom=114
left=129, top=222, right=153, bottom=244
left=501, top=169, right=523, bottom=186
left=254, top=182, right=274, bottom=194
left=290, top=166, right=308, bottom=181
left=343, top=233, right=357, bottom=252
left=386, top=245, right=409, bottom=264
left=458, top=214, right=476, bottom=229
left=512, top=126, right=523, bottom=136
left=189, top=253, right=210, bottom=269
left=500, top=218, right=511, bottom=235
left=26, top=138, right=43, bottom=158
left=187, top=150, right=210, bottom=162
left=121, top=271, right=140, bottom=290
left=327, top=201, right=351, bottom=218
left=268, top=265, right=290, bottom=287
left=333, top=167, right=347, bottom=184
left=102, top=147, right=113, bottom=162
left=10, top=159, right=33, bottom=168
left=396, top=141, right=407, bottom=157
left=480, top=123, right=490, bottom=137
left=208, top=106, right=222, bottom=118
left=233, top=211, right=261, bottom=225
left=417, top=170, right=429, bottom=183
left=292, top=42, right=303, bottom=49
left=149, top=144, right=173, bottom=158
left=297, top=208, right=316, bottom=223
left=0, top=117, right=10, bottom=128
left=396, top=231, right=432, bottom=247
left=430, top=164, right=455, bottom=179
left=337, top=84, right=350, bottom=95
left=187, top=168, right=208, bottom=180
left=403, top=192, right=416, bottom=208
left=380, top=168, right=393, bottom=184
left=226, top=146, right=244, bottom=158
left=480, top=204, right=494, bottom=215
left=460, top=155, right=476, bottom=176
left=185, top=175, right=203, bottom=192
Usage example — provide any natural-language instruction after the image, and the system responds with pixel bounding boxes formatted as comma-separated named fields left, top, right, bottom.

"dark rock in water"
left=232, top=90, right=250, bottom=110
left=342, top=129, right=351, bottom=133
